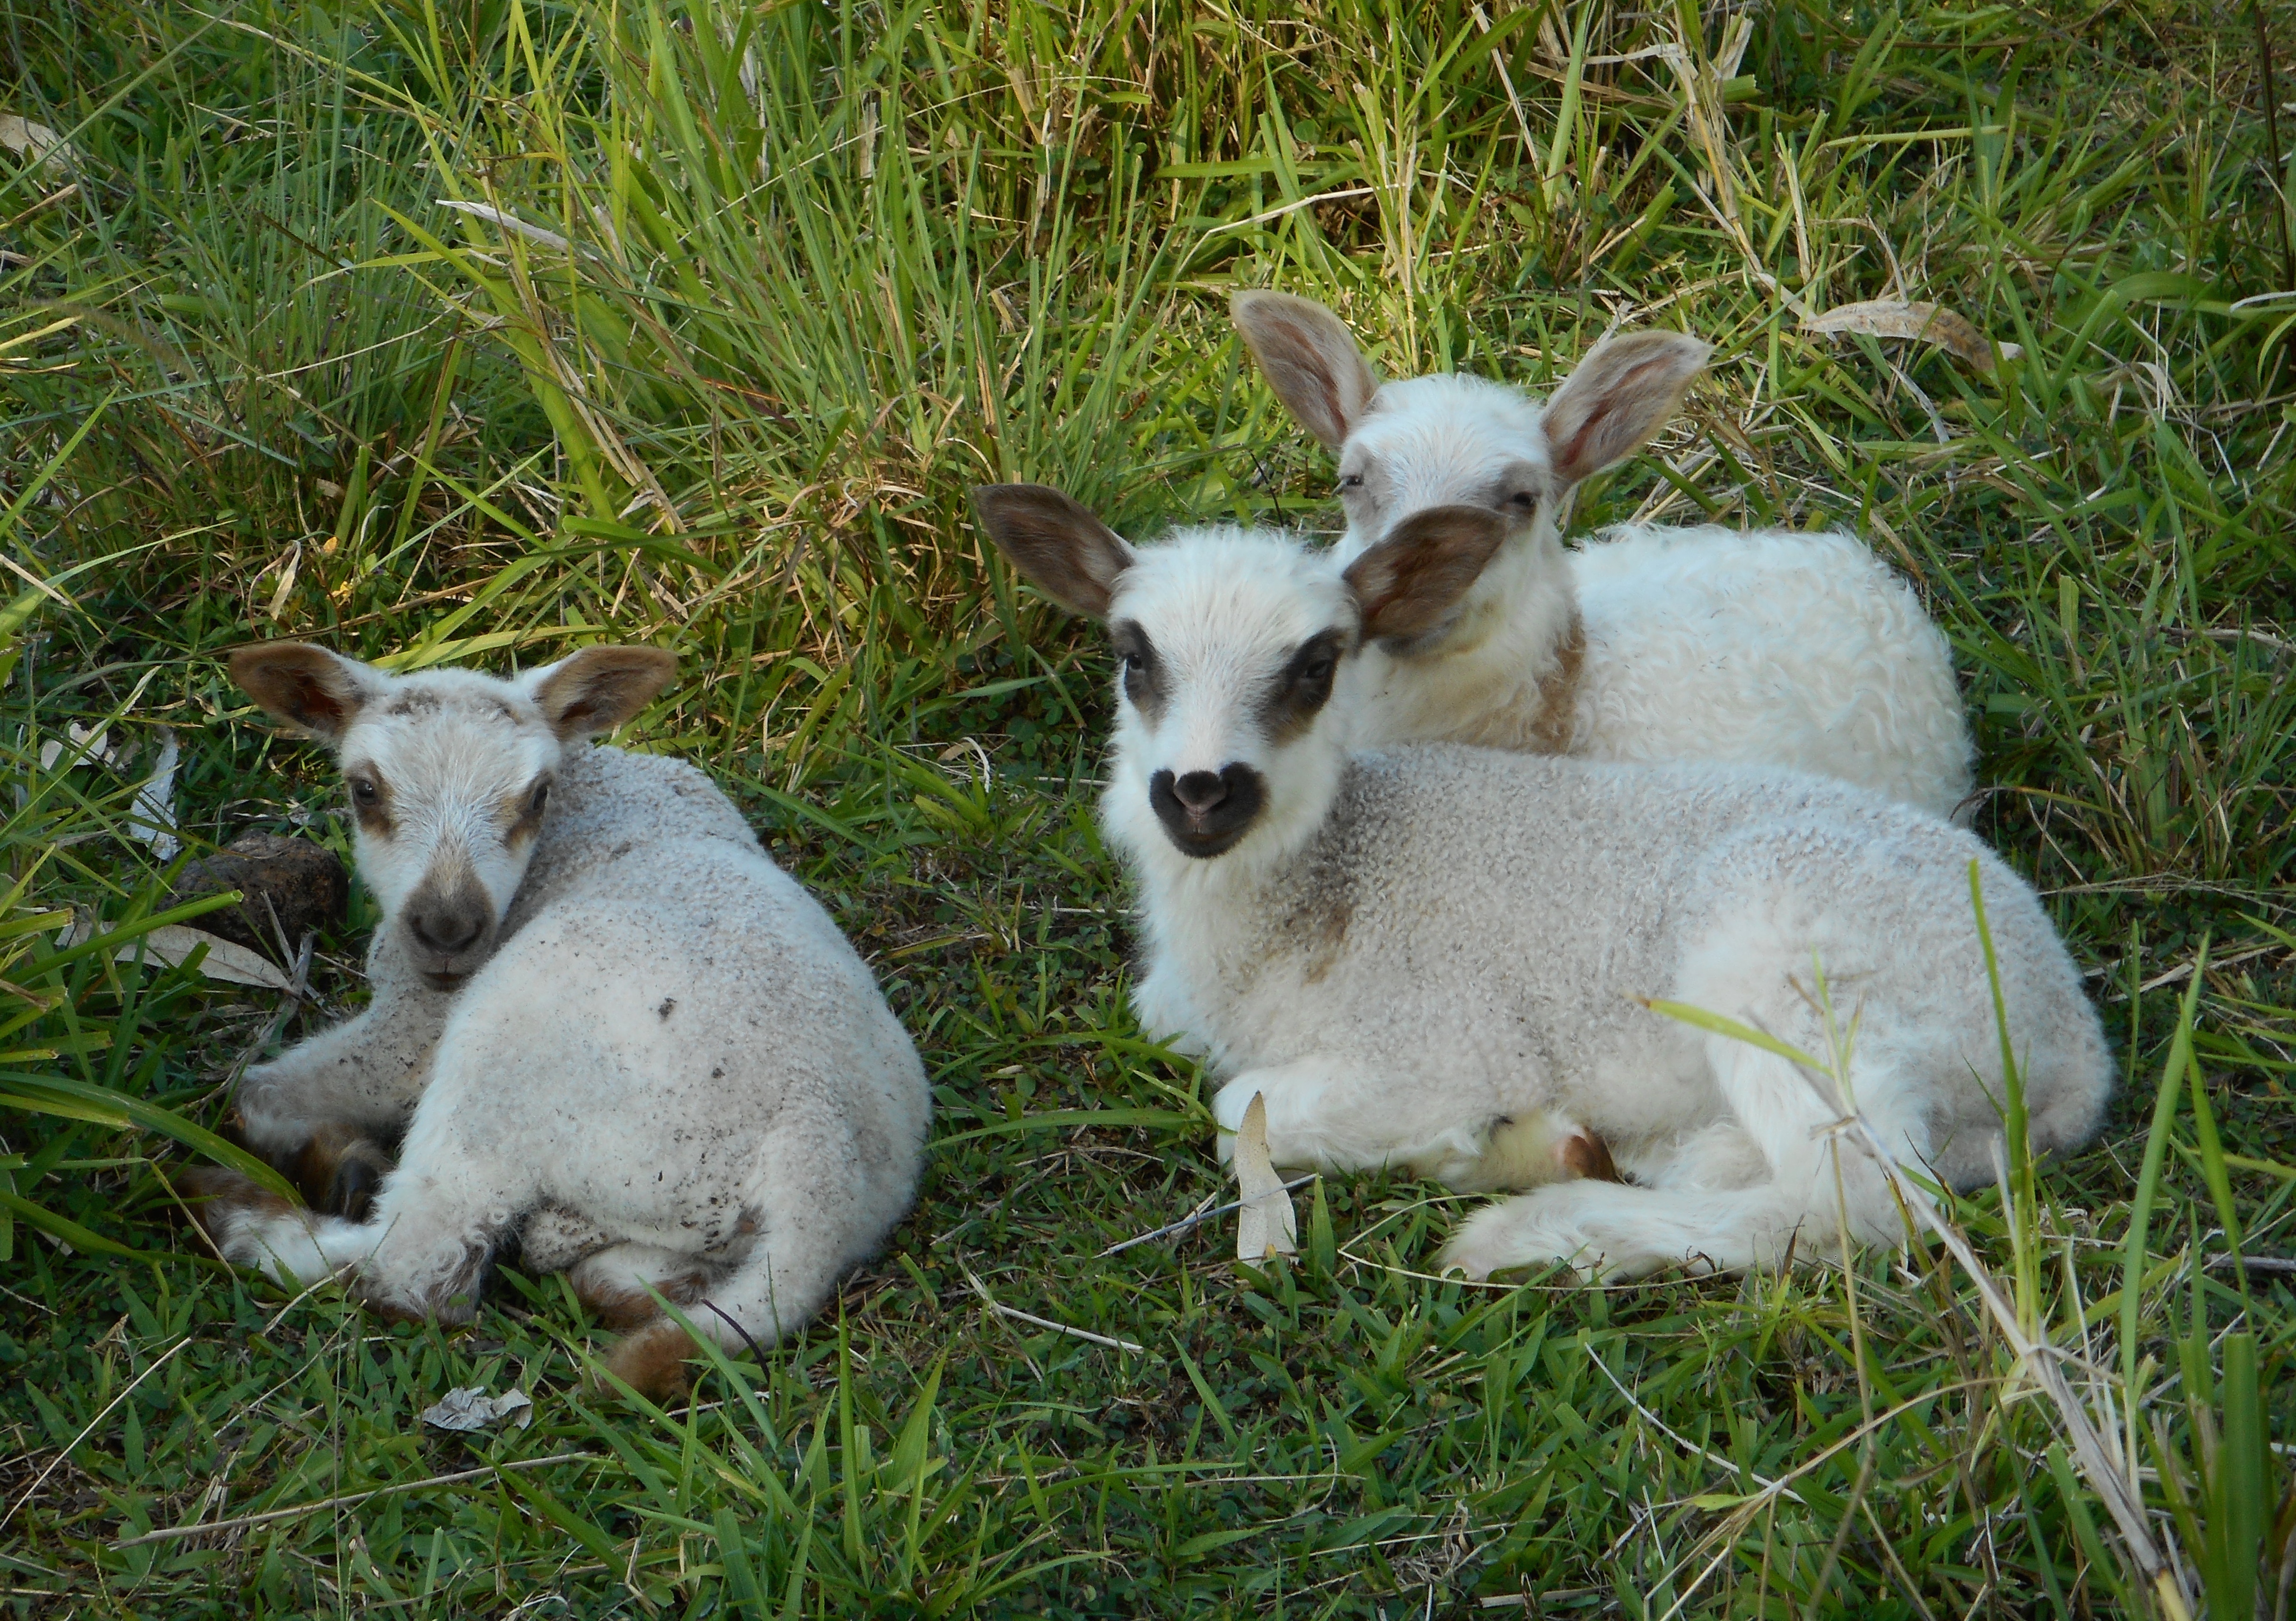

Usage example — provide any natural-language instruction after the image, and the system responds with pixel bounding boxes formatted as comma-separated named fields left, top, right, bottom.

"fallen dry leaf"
left=437, top=198, right=572, bottom=252
left=37, top=721, right=114, bottom=774
left=0, top=114, right=73, bottom=172
left=129, top=729, right=180, bottom=862
left=117, top=925, right=296, bottom=991
left=1802, top=299, right=2023, bottom=370
left=1233, top=1092, right=1298, bottom=1262
left=420, top=1386, right=534, bottom=1433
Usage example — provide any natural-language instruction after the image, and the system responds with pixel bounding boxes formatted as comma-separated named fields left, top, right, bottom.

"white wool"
left=1101, top=528, right=2110, bottom=1280
left=219, top=657, right=930, bottom=1350
left=1238, top=299, right=1978, bottom=819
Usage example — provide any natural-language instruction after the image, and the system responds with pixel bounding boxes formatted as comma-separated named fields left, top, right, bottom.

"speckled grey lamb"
left=190, top=643, right=930, bottom=1397
left=972, top=486, right=2112, bottom=1280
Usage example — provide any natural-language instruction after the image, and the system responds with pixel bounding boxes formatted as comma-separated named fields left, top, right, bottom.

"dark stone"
left=168, top=830, right=349, bottom=960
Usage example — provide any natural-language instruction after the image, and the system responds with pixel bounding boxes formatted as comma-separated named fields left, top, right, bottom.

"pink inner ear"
left=560, top=683, right=629, bottom=729
left=1547, top=340, right=1707, bottom=487
left=1551, top=407, right=1622, bottom=488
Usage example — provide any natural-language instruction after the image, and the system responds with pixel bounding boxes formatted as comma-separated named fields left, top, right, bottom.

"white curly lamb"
left=188, top=642, right=930, bottom=1398
left=1232, top=291, right=1977, bottom=820
left=971, top=485, right=2111, bottom=1279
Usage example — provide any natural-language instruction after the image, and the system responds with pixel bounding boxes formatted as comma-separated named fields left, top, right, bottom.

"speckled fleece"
left=219, top=742, right=930, bottom=1349
left=1098, top=530, right=2110, bottom=1280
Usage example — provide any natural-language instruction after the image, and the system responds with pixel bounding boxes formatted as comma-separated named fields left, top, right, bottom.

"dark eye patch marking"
left=1256, top=628, right=1349, bottom=745
left=1479, top=458, right=1553, bottom=519
left=501, top=775, right=554, bottom=848
left=1110, top=619, right=1169, bottom=724
left=345, top=764, right=395, bottom=837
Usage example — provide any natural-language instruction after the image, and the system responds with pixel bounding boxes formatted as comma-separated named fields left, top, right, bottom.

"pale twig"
left=1587, top=1351, right=1802, bottom=1503
left=209, top=928, right=318, bottom=1117
left=260, top=1266, right=353, bottom=1338
left=2208, top=1254, right=2296, bottom=1276
left=1100, top=1175, right=1317, bottom=1257
left=112, top=1452, right=594, bottom=1548
left=1478, top=1591, right=1604, bottom=1610
left=1198, top=187, right=1374, bottom=237
left=963, top=1269, right=1144, bottom=1354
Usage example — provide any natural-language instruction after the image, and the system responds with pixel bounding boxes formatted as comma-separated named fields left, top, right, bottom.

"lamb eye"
left=529, top=781, right=550, bottom=815
left=1300, top=658, right=1335, bottom=687
left=1338, top=473, right=1366, bottom=492
left=1121, top=650, right=1146, bottom=674
left=350, top=778, right=379, bottom=807
left=1506, top=490, right=1538, bottom=511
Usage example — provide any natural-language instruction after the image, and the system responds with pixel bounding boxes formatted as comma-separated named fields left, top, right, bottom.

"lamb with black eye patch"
left=184, top=641, right=929, bottom=1402
left=970, top=485, right=2111, bottom=1284
left=1258, top=631, right=1346, bottom=744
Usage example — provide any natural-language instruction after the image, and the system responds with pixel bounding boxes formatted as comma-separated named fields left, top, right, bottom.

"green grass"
left=1, top=0, right=2292, bottom=1613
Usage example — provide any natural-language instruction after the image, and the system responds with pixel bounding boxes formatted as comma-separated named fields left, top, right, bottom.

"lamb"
left=970, top=485, right=2111, bottom=1278
left=1231, top=291, right=1977, bottom=820
left=185, top=641, right=930, bottom=1398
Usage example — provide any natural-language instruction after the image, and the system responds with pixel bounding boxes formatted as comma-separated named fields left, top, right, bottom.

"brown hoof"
left=291, top=1122, right=394, bottom=1217
left=1558, top=1129, right=1623, bottom=1183
left=600, top=1321, right=701, bottom=1404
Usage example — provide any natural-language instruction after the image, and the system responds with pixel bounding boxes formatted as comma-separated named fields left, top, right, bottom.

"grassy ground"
left=1, top=0, right=2292, bottom=1613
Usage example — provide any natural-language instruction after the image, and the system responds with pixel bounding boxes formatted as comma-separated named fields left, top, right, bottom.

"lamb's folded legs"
left=191, top=1128, right=534, bottom=1323
left=1209, top=1058, right=1611, bottom=1191
left=233, top=931, right=454, bottom=1215
left=1440, top=1036, right=1932, bottom=1279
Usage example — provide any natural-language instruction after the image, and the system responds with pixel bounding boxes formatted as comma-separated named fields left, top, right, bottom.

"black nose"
left=408, top=894, right=487, bottom=956
left=1148, top=764, right=1267, bottom=858
left=1171, top=770, right=1229, bottom=816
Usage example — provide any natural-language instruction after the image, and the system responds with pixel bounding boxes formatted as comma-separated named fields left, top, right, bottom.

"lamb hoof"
left=176, top=1166, right=294, bottom=1253
left=292, top=1123, right=395, bottom=1216
left=179, top=1164, right=289, bottom=1215
left=572, top=1269, right=710, bottom=1332
left=601, top=1321, right=700, bottom=1405
left=179, top=1165, right=264, bottom=1204
left=329, top=1160, right=380, bottom=1222
left=357, top=1295, right=430, bottom=1327
left=1557, top=1129, right=1622, bottom=1183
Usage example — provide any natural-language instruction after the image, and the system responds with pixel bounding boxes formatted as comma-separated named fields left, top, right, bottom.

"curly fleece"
left=213, top=677, right=928, bottom=1362
left=1094, top=528, right=2109, bottom=1280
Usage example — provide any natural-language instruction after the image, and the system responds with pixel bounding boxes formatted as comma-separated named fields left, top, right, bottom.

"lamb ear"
left=1342, top=507, right=1509, bottom=643
left=1232, top=290, right=1381, bottom=452
left=1539, top=329, right=1712, bottom=491
left=525, top=645, right=678, bottom=741
left=970, top=484, right=1136, bottom=620
left=228, top=642, right=386, bottom=741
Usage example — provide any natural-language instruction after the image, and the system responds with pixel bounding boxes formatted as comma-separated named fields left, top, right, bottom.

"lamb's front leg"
left=235, top=930, right=455, bottom=1166
left=1210, top=1058, right=1600, bottom=1191
left=192, top=1122, right=534, bottom=1324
